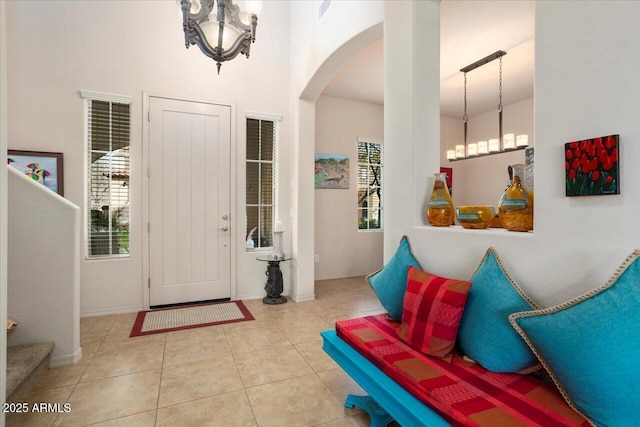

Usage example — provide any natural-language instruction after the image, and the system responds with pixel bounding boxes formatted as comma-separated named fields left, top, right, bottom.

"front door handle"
left=219, top=226, right=229, bottom=231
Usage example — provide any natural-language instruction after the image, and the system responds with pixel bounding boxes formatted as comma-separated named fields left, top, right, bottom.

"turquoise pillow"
left=457, top=248, right=540, bottom=373
left=510, top=250, right=640, bottom=427
left=366, top=235, right=422, bottom=321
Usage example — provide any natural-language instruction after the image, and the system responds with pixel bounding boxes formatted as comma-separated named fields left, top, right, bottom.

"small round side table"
left=256, top=256, right=292, bottom=305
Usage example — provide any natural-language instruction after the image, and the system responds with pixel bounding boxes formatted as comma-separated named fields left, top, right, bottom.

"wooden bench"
left=322, top=315, right=589, bottom=427
left=322, top=329, right=450, bottom=427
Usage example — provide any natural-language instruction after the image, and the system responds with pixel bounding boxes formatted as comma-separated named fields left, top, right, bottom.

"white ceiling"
left=321, top=0, right=535, bottom=118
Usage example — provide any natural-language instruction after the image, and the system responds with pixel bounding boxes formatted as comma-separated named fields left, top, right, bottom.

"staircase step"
left=6, top=342, right=55, bottom=402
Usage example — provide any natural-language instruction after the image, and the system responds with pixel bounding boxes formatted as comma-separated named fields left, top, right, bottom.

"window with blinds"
left=83, top=93, right=132, bottom=258
left=246, top=117, right=276, bottom=249
left=357, top=140, right=383, bottom=231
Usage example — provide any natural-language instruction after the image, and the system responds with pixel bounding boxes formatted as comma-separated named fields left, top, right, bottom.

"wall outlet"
left=314, top=254, right=320, bottom=263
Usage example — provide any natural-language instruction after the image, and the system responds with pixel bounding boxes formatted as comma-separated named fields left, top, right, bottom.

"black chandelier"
left=448, top=50, right=529, bottom=161
left=181, top=0, right=259, bottom=74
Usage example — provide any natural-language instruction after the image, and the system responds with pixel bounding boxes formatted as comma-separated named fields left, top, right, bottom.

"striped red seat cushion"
left=336, top=315, right=589, bottom=427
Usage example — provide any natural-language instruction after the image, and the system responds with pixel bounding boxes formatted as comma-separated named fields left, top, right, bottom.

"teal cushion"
left=457, top=247, right=540, bottom=373
left=366, top=235, right=422, bottom=321
left=510, top=250, right=640, bottom=427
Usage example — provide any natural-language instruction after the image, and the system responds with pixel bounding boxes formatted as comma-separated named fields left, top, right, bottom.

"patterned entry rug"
left=130, top=301, right=254, bottom=337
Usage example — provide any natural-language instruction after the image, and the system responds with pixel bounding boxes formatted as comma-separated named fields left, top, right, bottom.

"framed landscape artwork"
left=315, top=153, right=349, bottom=189
left=565, top=134, right=619, bottom=197
left=7, top=150, right=64, bottom=196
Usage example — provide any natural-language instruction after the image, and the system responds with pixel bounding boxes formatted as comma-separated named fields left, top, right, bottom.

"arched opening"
left=291, top=22, right=383, bottom=300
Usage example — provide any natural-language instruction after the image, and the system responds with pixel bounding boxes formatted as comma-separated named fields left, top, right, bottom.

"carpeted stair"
left=6, top=342, right=55, bottom=403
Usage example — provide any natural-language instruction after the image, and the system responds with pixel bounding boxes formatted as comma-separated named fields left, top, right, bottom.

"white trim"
left=81, top=304, right=144, bottom=318
left=245, top=110, right=283, bottom=122
left=357, top=136, right=383, bottom=145
left=50, top=347, right=83, bottom=368
left=290, top=293, right=316, bottom=303
left=80, top=90, right=133, bottom=104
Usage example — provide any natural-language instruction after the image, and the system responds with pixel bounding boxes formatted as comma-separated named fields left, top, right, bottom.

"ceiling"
left=321, top=0, right=535, bottom=118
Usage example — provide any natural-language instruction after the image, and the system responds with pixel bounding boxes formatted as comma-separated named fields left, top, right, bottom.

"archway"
left=291, top=22, right=383, bottom=301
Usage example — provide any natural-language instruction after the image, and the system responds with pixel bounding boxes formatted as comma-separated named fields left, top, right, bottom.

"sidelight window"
left=82, top=91, right=132, bottom=258
left=246, top=113, right=280, bottom=249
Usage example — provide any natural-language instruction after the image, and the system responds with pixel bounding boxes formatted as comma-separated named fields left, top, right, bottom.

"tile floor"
left=7, top=276, right=389, bottom=427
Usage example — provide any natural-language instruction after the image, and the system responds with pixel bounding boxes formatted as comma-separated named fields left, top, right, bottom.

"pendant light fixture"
left=180, top=0, right=260, bottom=74
left=448, top=50, right=529, bottom=161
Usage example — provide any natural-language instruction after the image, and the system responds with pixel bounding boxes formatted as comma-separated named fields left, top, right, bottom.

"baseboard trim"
left=236, top=289, right=290, bottom=302
left=81, top=305, right=143, bottom=318
left=291, top=293, right=315, bottom=303
left=314, top=273, right=370, bottom=281
left=50, top=346, right=82, bottom=368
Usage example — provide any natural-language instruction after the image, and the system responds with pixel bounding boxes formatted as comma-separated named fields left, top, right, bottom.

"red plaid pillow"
left=397, top=266, right=472, bottom=360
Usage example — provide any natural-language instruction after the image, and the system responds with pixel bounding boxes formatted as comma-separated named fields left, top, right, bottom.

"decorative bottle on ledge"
left=499, top=164, right=533, bottom=231
left=427, top=172, right=455, bottom=227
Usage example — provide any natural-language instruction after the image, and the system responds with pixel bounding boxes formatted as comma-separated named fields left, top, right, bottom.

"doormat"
left=130, top=301, right=254, bottom=337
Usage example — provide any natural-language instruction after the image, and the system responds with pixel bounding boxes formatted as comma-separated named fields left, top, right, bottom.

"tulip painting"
left=565, top=135, right=619, bottom=196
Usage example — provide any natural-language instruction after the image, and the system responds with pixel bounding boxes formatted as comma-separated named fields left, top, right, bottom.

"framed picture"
left=315, top=153, right=349, bottom=189
left=565, top=134, right=619, bottom=197
left=7, top=150, right=64, bottom=196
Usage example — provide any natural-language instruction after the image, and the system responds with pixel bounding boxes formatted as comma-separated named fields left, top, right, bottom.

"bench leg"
left=345, top=394, right=395, bottom=427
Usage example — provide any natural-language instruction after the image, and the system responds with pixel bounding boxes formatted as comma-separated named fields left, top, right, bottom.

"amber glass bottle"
left=427, top=173, right=455, bottom=227
left=498, top=164, right=534, bottom=231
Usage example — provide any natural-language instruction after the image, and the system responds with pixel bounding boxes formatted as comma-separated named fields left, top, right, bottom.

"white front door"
left=148, top=97, right=231, bottom=306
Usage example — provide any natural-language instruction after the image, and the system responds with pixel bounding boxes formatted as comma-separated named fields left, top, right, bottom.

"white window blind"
left=83, top=92, right=132, bottom=258
left=246, top=117, right=277, bottom=249
left=357, top=139, right=383, bottom=231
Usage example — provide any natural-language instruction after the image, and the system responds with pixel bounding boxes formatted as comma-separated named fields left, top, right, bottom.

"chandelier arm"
left=181, top=0, right=191, bottom=48
left=250, top=14, right=257, bottom=42
left=185, top=0, right=214, bottom=22
left=224, top=0, right=253, bottom=32
left=217, top=0, right=225, bottom=53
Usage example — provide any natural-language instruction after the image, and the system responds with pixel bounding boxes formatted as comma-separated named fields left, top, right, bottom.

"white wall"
left=5, top=0, right=291, bottom=314
left=441, top=98, right=534, bottom=207
left=290, top=1, right=384, bottom=101
left=1, top=0, right=8, bottom=422
left=7, top=169, right=81, bottom=366
left=385, top=0, right=640, bottom=308
left=314, top=95, right=384, bottom=280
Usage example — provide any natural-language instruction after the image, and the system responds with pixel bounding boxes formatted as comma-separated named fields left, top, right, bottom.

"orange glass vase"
left=498, top=164, right=534, bottom=232
left=427, top=173, right=455, bottom=227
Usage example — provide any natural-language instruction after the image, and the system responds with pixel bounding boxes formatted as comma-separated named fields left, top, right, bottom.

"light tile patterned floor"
left=7, top=277, right=390, bottom=427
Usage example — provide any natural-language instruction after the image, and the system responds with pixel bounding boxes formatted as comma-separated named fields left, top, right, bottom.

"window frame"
left=357, top=137, right=384, bottom=232
left=245, top=111, right=281, bottom=251
left=81, top=90, right=133, bottom=260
